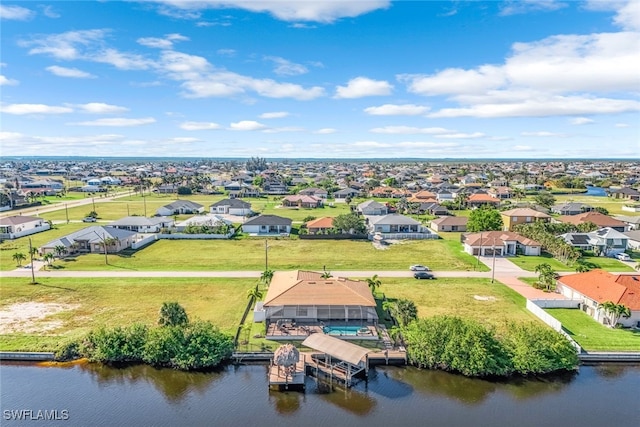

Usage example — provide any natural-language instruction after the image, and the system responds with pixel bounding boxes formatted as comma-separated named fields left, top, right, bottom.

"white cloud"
left=154, top=1, right=391, bottom=23
left=370, top=126, right=453, bottom=135
left=259, top=111, right=289, bottom=119
left=0, top=4, right=34, bottom=20
left=364, top=104, right=429, bottom=116
left=513, top=145, right=535, bottom=151
left=402, top=29, right=640, bottom=118
left=41, top=5, right=60, bottom=19
left=72, top=103, right=129, bottom=114
left=314, top=128, right=337, bottom=134
left=68, top=117, right=156, bottom=127
left=46, top=65, right=96, bottom=78
left=92, top=48, right=154, bottom=70
left=614, top=123, right=630, bottom=128
left=217, top=48, right=236, bottom=56
left=179, top=121, right=221, bottom=131
left=0, top=75, right=19, bottom=86
left=570, top=117, right=595, bottom=125
left=0, top=103, right=73, bottom=115
left=262, top=127, right=304, bottom=133
left=435, top=132, right=486, bottom=139
left=19, top=29, right=108, bottom=60
left=353, top=141, right=391, bottom=148
left=265, top=56, right=308, bottom=76
left=335, top=77, right=393, bottom=99
left=499, top=0, right=568, bottom=16
left=229, top=120, right=267, bottom=131
left=137, top=33, right=189, bottom=49
left=521, top=131, right=568, bottom=137
left=167, top=137, right=200, bottom=143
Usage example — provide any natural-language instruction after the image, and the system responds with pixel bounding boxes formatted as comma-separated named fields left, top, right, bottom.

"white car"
left=82, top=217, right=97, bottom=222
left=616, top=253, right=631, bottom=261
left=410, top=265, right=430, bottom=271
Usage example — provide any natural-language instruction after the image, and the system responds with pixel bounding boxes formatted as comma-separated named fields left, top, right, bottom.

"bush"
left=177, top=186, right=192, bottom=195
left=80, top=323, right=148, bottom=364
left=158, top=302, right=189, bottom=327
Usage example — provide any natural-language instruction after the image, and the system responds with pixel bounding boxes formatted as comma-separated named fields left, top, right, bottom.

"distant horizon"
left=1, top=1, right=638, bottom=158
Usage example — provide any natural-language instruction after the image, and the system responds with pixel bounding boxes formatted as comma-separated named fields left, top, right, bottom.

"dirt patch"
left=473, top=295, right=497, bottom=301
left=0, top=302, right=79, bottom=334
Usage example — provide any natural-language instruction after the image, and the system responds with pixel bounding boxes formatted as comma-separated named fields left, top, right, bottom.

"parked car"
left=414, top=271, right=435, bottom=280
left=616, top=253, right=631, bottom=261
left=82, top=217, right=97, bottom=222
left=410, top=265, right=430, bottom=271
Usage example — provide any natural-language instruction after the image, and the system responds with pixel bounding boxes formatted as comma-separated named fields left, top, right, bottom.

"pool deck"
left=266, top=323, right=378, bottom=341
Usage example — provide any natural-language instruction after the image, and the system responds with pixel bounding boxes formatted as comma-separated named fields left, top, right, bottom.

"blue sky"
left=1, top=0, right=638, bottom=159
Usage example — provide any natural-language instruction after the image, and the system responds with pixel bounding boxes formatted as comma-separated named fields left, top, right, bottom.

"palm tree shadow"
left=37, top=283, right=76, bottom=291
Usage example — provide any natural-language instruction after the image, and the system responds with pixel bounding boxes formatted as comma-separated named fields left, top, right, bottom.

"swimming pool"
left=322, top=326, right=368, bottom=336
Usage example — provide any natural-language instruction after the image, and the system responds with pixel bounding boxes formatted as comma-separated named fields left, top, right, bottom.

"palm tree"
left=320, top=270, right=332, bottom=279
left=366, top=274, right=382, bottom=296
left=534, top=263, right=557, bottom=292
left=53, top=245, right=67, bottom=259
left=260, top=269, right=274, bottom=286
left=246, top=286, right=263, bottom=302
left=43, top=252, right=55, bottom=268
left=12, top=252, right=26, bottom=266
left=598, top=301, right=631, bottom=328
left=395, top=298, right=418, bottom=327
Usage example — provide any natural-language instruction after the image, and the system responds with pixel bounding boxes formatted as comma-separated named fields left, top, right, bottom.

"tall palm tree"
left=43, top=252, right=55, bottom=268
left=366, top=274, right=382, bottom=296
left=53, top=245, right=67, bottom=259
left=534, top=263, right=557, bottom=292
left=260, top=269, right=274, bottom=286
left=12, top=252, right=26, bottom=266
left=246, top=286, right=263, bottom=302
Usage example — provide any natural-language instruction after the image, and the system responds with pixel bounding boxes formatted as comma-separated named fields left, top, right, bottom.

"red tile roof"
left=306, top=217, right=334, bottom=229
left=463, top=231, right=540, bottom=247
left=557, top=212, right=626, bottom=228
left=558, top=269, right=640, bottom=310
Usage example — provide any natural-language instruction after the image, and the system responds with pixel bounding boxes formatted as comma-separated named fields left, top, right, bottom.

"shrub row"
left=402, top=316, right=578, bottom=377
left=56, top=321, right=234, bottom=371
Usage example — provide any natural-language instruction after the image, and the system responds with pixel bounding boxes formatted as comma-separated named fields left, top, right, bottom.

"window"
left=296, top=307, right=308, bottom=317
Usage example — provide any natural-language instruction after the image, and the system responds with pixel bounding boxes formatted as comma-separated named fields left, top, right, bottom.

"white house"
left=156, top=200, right=204, bottom=216
left=0, top=215, right=50, bottom=240
left=241, top=215, right=292, bottom=236
left=40, top=226, right=137, bottom=255
left=108, top=216, right=173, bottom=233
left=210, top=199, right=253, bottom=216
left=357, top=200, right=387, bottom=216
left=556, top=270, right=640, bottom=328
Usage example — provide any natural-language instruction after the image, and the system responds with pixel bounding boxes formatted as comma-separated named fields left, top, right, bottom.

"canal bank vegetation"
left=56, top=303, right=234, bottom=370
left=402, top=316, right=579, bottom=377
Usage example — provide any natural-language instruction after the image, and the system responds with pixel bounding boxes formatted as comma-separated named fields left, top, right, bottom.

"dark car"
left=414, top=271, right=435, bottom=280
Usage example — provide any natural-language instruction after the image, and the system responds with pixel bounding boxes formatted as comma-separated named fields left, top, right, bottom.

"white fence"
left=131, top=235, right=157, bottom=250
left=530, top=299, right=581, bottom=309
left=370, top=232, right=439, bottom=240
left=158, top=233, right=234, bottom=240
left=526, top=299, right=582, bottom=353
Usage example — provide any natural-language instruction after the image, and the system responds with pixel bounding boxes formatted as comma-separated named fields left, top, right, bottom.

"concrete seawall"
left=0, top=352, right=55, bottom=361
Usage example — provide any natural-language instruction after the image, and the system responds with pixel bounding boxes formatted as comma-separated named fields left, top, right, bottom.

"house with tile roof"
left=305, top=217, right=334, bottom=234
left=282, top=195, right=323, bottom=208
left=430, top=216, right=468, bottom=232
left=555, top=211, right=628, bottom=232
left=556, top=269, right=640, bottom=327
left=462, top=231, right=542, bottom=256
left=262, top=270, right=378, bottom=339
left=0, top=215, right=50, bottom=240
left=466, top=193, right=501, bottom=208
left=500, top=208, right=551, bottom=231
left=40, top=226, right=137, bottom=256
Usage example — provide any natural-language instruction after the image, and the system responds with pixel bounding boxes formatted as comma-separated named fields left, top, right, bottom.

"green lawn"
left=552, top=194, right=639, bottom=216
left=49, top=238, right=487, bottom=271
left=375, top=277, right=536, bottom=329
left=545, top=308, right=640, bottom=351
left=0, top=277, right=254, bottom=351
left=510, top=253, right=635, bottom=272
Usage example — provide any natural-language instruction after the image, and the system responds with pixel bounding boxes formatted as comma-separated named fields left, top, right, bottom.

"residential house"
left=262, top=270, right=378, bottom=339
left=551, top=202, right=594, bottom=215
left=587, top=227, right=629, bottom=257
left=0, top=215, right=50, bottom=240
left=333, top=188, right=360, bottom=203
left=557, top=232, right=592, bottom=251
left=357, top=200, right=388, bottom=216
left=263, top=180, right=289, bottom=195
left=369, top=187, right=409, bottom=198
left=608, top=187, right=640, bottom=200
left=241, top=215, right=292, bottom=236
left=108, top=216, right=173, bottom=233
left=466, top=193, right=501, bottom=208
left=155, top=200, right=204, bottom=216
left=500, top=208, right=551, bottom=231
left=223, top=181, right=242, bottom=192
left=430, top=216, right=468, bottom=232
left=556, top=211, right=628, bottom=232
left=556, top=269, right=640, bottom=328
left=40, top=226, right=137, bottom=255
left=435, top=191, right=455, bottom=203
left=367, top=213, right=435, bottom=239
left=462, top=231, right=542, bottom=256
left=614, top=215, right=640, bottom=230
left=299, top=187, right=328, bottom=199
left=487, top=186, right=512, bottom=199
left=623, top=230, right=640, bottom=250
left=210, top=199, right=253, bottom=216
left=282, top=195, right=323, bottom=208
left=305, top=217, right=334, bottom=234
left=174, top=214, right=233, bottom=233
left=417, top=202, right=449, bottom=216
left=155, top=184, right=179, bottom=194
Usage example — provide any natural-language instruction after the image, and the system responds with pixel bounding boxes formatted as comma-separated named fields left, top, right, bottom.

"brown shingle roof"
left=463, top=231, right=540, bottom=247
left=557, top=212, right=626, bottom=228
left=431, top=216, right=468, bottom=226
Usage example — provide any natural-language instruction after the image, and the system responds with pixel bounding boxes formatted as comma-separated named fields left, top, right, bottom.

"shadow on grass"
left=36, top=282, right=77, bottom=291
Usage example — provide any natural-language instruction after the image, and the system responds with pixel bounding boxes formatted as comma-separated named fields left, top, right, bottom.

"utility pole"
left=476, top=232, right=483, bottom=267
left=28, top=237, right=36, bottom=284
left=65, top=203, right=69, bottom=224
left=491, top=238, right=497, bottom=283
left=265, top=239, right=269, bottom=271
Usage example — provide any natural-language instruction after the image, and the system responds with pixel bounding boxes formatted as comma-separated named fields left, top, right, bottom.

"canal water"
left=585, top=186, right=607, bottom=196
left=1, top=362, right=639, bottom=427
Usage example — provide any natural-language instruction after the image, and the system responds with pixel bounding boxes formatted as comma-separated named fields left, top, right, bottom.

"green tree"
left=467, top=207, right=503, bottom=232
left=158, top=302, right=189, bottom=327
left=534, top=263, right=557, bottom=292
left=177, top=186, right=192, bottom=195
left=12, top=252, right=26, bottom=266
left=395, top=298, right=418, bottom=327
left=332, top=213, right=366, bottom=234
left=260, top=269, right=274, bottom=286
left=598, top=301, right=631, bottom=328
left=246, top=286, right=263, bottom=301
left=252, top=176, right=265, bottom=187
left=53, top=245, right=67, bottom=259
left=534, top=191, right=556, bottom=208
left=366, top=274, right=382, bottom=295
left=43, top=252, right=55, bottom=267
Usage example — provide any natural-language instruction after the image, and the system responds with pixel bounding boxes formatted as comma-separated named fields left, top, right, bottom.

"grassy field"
left=545, top=308, right=640, bottom=351
left=46, top=238, right=487, bottom=271
left=509, top=253, right=635, bottom=272
left=377, top=277, right=536, bottom=329
left=0, top=277, right=255, bottom=351
left=552, top=194, right=639, bottom=216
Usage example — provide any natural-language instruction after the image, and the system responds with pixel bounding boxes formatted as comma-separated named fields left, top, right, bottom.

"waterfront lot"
left=24, top=238, right=486, bottom=272
left=544, top=308, right=640, bottom=351
left=0, top=277, right=254, bottom=351
left=509, top=253, right=635, bottom=272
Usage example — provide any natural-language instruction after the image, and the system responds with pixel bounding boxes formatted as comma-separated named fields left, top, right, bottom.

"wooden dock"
left=268, top=356, right=306, bottom=389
